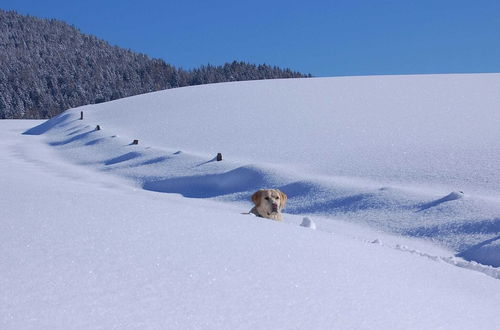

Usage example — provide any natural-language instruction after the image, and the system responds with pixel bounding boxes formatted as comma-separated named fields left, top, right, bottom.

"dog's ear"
left=278, top=190, right=287, bottom=210
left=252, top=190, right=263, bottom=206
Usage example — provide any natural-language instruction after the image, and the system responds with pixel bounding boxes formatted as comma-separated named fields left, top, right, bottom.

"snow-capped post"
left=96, top=125, right=100, bottom=131
left=132, top=139, right=139, bottom=145
left=80, top=111, right=83, bottom=120
left=216, top=153, right=223, bottom=161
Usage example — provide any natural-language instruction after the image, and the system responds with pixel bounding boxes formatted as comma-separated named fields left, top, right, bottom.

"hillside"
left=24, top=74, right=500, bottom=269
left=3, top=120, right=500, bottom=329
left=2, top=74, right=500, bottom=328
left=0, top=9, right=310, bottom=119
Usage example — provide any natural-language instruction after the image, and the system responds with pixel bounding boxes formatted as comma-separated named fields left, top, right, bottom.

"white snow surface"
left=2, top=74, right=500, bottom=328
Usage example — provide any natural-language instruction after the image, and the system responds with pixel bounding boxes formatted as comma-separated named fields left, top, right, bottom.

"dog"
left=249, top=189, right=287, bottom=221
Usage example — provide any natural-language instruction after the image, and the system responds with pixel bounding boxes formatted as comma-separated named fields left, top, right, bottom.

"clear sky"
left=2, top=0, right=500, bottom=77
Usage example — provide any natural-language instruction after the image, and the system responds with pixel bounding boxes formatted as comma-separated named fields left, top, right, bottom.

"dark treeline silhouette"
left=0, top=9, right=311, bottom=119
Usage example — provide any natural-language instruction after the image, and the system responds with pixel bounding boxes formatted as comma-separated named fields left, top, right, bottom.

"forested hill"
left=0, top=9, right=311, bottom=119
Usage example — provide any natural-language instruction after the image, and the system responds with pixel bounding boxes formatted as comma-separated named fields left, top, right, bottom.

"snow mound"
left=457, top=235, right=500, bottom=267
left=144, top=165, right=269, bottom=198
left=417, top=191, right=464, bottom=211
left=300, top=216, right=316, bottom=229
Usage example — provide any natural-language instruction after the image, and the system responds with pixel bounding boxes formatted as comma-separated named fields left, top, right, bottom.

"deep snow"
left=2, top=74, right=500, bottom=328
left=24, top=74, right=500, bottom=268
left=2, top=119, right=500, bottom=329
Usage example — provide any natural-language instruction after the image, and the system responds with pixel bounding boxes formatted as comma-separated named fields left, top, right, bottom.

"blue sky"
left=2, top=0, right=500, bottom=77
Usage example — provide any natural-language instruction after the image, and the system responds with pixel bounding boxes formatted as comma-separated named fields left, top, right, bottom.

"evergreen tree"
left=0, top=9, right=311, bottom=119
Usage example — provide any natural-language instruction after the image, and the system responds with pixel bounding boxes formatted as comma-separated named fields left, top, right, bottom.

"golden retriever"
left=249, top=189, right=288, bottom=221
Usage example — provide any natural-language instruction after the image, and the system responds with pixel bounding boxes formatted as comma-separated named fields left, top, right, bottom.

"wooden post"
left=80, top=111, right=83, bottom=120
left=132, top=139, right=139, bottom=145
left=216, top=153, right=223, bottom=161
left=96, top=125, right=100, bottom=131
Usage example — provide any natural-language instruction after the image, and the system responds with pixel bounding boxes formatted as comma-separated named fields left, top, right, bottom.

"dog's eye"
left=275, top=197, right=280, bottom=200
left=265, top=197, right=270, bottom=200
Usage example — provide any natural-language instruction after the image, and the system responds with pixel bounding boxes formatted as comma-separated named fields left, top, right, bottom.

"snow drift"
left=26, top=74, right=500, bottom=268
left=3, top=74, right=500, bottom=328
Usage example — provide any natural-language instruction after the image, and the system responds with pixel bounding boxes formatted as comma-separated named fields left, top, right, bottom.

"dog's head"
left=251, top=189, right=287, bottom=219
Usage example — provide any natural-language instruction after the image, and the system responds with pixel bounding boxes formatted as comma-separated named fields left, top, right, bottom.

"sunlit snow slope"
left=25, top=74, right=500, bottom=267
left=2, top=120, right=500, bottom=329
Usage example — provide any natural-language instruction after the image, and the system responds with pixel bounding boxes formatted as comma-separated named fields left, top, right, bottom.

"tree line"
left=0, top=9, right=311, bottom=119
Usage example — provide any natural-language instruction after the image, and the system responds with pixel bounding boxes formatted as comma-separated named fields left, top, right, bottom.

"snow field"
left=3, top=73, right=500, bottom=328
left=2, top=121, right=500, bottom=329
left=25, top=75, right=500, bottom=268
